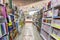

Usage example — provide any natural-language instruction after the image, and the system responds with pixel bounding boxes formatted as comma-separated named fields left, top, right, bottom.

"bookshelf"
left=40, top=0, right=60, bottom=40
left=33, top=10, right=42, bottom=32
left=0, top=1, right=24, bottom=40
left=0, top=3, right=9, bottom=40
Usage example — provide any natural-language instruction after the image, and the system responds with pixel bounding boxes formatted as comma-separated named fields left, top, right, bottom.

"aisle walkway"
left=16, top=19, right=42, bottom=40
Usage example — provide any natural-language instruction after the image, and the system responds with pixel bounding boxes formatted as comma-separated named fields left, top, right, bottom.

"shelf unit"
left=40, top=0, right=60, bottom=40
left=33, top=10, right=42, bottom=32
left=0, top=0, right=25, bottom=40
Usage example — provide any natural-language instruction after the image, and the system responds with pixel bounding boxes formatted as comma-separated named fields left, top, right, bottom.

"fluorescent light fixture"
left=29, top=11, right=37, bottom=15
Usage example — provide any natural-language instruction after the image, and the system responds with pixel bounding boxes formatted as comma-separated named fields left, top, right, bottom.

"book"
left=8, top=15, right=11, bottom=22
left=0, top=0, right=3, bottom=4
left=10, top=15, right=14, bottom=22
left=2, top=35, right=9, bottom=40
left=51, top=0, right=60, bottom=7
left=47, top=10, right=52, bottom=17
left=58, top=9, right=60, bottom=16
left=1, top=23, right=6, bottom=35
left=5, top=23, right=8, bottom=34
left=53, top=9, right=59, bottom=17
left=3, top=36, right=7, bottom=40
left=0, top=24, right=2, bottom=37
left=7, top=35, right=9, bottom=40
left=2, top=6, right=8, bottom=18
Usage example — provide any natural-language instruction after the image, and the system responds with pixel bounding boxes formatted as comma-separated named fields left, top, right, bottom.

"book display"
left=0, top=3, right=9, bottom=40
left=0, top=0, right=25, bottom=40
left=19, top=10, right=25, bottom=28
left=33, top=10, right=42, bottom=32
left=40, top=0, right=60, bottom=40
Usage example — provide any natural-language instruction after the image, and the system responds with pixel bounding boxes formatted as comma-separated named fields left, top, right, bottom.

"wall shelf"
left=40, top=0, right=60, bottom=40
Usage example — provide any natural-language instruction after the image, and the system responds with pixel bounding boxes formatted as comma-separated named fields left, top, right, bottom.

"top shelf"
left=51, top=34, right=60, bottom=40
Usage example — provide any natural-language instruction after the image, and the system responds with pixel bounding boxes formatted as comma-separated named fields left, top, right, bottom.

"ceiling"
left=13, top=0, right=43, bottom=6
left=12, top=0, right=50, bottom=11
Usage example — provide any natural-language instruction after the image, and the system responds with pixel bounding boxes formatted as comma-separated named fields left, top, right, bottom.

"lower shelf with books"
left=50, top=34, right=60, bottom=40
left=41, top=29, right=49, bottom=40
left=41, top=23, right=60, bottom=40
left=50, top=36, right=56, bottom=40
left=42, top=24, right=51, bottom=33
left=40, top=34, right=47, bottom=40
left=51, top=28, right=60, bottom=40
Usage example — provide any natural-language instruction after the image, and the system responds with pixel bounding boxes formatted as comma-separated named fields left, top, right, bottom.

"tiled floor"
left=15, top=19, right=42, bottom=40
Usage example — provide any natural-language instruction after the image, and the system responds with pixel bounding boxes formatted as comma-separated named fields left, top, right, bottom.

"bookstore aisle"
left=1, top=0, right=60, bottom=40
left=15, top=19, right=42, bottom=40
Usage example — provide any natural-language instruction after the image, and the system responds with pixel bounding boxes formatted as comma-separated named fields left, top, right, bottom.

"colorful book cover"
left=6, top=35, right=9, bottom=40
left=1, top=23, right=6, bottom=35
left=3, top=35, right=9, bottom=40
left=3, top=36, right=7, bottom=40
left=0, top=0, right=3, bottom=4
left=2, top=6, right=8, bottom=18
left=8, top=15, right=11, bottom=22
left=10, top=15, right=14, bottom=22
left=5, top=23, right=8, bottom=34
left=0, top=24, right=2, bottom=37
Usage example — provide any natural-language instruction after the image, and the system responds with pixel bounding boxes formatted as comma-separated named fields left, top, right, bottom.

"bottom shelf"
left=51, top=34, right=60, bottom=40
left=40, top=34, right=47, bottom=40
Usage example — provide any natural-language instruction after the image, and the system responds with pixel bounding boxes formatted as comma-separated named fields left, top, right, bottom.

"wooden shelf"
left=51, top=34, right=60, bottom=40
